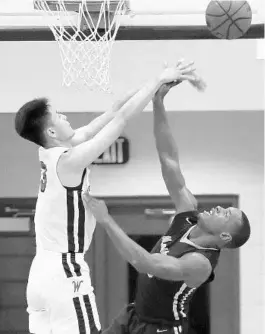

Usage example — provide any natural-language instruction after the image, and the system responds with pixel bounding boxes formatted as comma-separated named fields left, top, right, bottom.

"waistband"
left=34, top=249, right=88, bottom=279
left=36, top=248, right=85, bottom=258
left=133, top=307, right=187, bottom=327
left=138, top=314, right=186, bottom=327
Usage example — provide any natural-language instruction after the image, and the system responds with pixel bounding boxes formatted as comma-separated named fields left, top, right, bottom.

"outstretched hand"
left=159, top=59, right=196, bottom=84
left=171, top=59, right=207, bottom=92
left=154, top=59, right=206, bottom=101
left=82, top=193, right=110, bottom=224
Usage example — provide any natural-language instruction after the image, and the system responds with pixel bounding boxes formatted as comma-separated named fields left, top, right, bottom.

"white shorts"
left=26, top=249, right=101, bottom=334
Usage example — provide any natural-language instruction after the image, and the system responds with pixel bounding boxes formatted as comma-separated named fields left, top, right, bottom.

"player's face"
left=198, top=206, right=242, bottom=236
left=47, top=110, right=75, bottom=141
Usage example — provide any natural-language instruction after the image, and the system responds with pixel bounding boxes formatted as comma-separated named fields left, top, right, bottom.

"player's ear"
left=219, top=232, right=232, bottom=243
left=46, top=127, right=56, bottom=139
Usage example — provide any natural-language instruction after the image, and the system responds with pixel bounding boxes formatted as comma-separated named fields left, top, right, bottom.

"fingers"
left=190, top=80, right=207, bottom=92
left=187, top=72, right=207, bottom=92
left=176, top=59, right=196, bottom=79
left=179, top=74, right=197, bottom=81
left=166, top=59, right=193, bottom=70
left=164, top=59, right=195, bottom=73
left=181, top=66, right=196, bottom=75
left=162, top=59, right=203, bottom=86
left=163, top=58, right=206, bottom=91
left=176, top=58, right=184, bottom=68
left=178, top=60, right=194, bottom=71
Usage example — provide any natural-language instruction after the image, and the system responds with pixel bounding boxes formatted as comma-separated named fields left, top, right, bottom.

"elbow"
left=131, top=260, right=147, bottom=274
left=131, top=258, right=154, bottom=275
left=160, top=156, right=179, bottom=169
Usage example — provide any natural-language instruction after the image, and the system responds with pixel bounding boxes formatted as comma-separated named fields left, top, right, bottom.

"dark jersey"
left=134, top=211, right=220, bottom=326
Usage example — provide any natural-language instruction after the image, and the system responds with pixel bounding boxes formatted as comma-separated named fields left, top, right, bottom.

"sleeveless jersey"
left=134, top=210, right=220, bottom=326
left=34, top=146, right=96, bottom=254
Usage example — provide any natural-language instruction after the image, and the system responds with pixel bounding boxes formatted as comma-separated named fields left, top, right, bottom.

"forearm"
left=103, top=215, right=153, bottom=273
left=112, top=87, right=140, bottom=113
left=74, top=88, right=140, bottom=141
left=153, top=98, right=180, bottom=163
left=80, top=81, right=161, bottom=139
left=153, top=98, right=185, bottom=189
left=117, top=77, right=164, bottom=122
left=77, top=112, right=116, bottom=140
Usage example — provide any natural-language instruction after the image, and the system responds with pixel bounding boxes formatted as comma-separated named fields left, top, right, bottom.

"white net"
left=34, top=0, right=128, bottom=92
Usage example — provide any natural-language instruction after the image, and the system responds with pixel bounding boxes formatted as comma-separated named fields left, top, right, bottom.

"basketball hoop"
left=34, top=0, right=129, bottom=92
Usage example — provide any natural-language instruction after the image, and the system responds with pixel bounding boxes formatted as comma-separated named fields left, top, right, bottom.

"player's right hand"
left=159, top=59, right=196, bottom=84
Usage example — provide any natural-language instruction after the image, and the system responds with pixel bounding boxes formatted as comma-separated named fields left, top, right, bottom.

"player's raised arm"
left=152, top=83, right=198, bottom=213
left=61, top=61, right=196, bottom=173
left=71, top=87, right=140, bottom=146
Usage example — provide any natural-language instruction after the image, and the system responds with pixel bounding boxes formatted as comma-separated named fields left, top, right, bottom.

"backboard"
left=0, top=0, right=263, bottom=40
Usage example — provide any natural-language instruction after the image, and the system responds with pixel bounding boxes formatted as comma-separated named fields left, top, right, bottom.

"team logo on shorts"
left=72, top=280, right=83, bottom=293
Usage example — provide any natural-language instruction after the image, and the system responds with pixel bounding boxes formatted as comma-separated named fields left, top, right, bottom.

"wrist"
left=157, top=75, right=167, bottom=85
left=153, top=96, right=164, bottom=104
left=102, top=214, right=113, bottom=225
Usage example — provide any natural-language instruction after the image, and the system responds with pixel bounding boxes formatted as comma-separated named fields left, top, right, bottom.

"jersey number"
left=40, top=161, right=47, bottom=192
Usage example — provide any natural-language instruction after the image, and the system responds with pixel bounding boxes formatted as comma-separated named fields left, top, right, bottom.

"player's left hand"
left=82, top=194, right=109, bottom=223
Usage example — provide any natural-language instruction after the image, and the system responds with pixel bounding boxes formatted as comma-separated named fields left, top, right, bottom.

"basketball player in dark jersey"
left=83, top=77, right=251, bottom=334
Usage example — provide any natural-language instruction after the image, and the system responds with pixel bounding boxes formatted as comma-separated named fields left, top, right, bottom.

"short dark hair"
left=14, top=98, right=51, bottom=147
left=226, top=210, right=251, bottom=249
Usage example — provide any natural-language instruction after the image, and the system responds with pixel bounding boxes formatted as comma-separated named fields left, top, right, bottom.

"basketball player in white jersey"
left=14, top=60, right=196, bottom=334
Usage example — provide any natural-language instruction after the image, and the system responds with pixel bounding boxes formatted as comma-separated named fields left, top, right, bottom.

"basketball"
left=205, top=1, right=252, bottom=39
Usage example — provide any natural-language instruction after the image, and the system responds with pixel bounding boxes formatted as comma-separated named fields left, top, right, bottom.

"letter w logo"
left=72, top=280, right=83, bottom=293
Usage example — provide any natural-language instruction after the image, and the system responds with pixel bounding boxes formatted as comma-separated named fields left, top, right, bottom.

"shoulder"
left=57, top=148, right=86, bottom=187
left=169, top=210, right=198, bottom=233
left=57, top=148, right=83, bottom=178
left=179, top=252, right=212, bottom=288
left=39, top=147, right=69, bottom=164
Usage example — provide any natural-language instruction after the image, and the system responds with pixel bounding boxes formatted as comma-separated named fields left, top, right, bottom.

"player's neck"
left=45, top=139, right=72, bottom=149
left=189, top=225, right=219, bottom=249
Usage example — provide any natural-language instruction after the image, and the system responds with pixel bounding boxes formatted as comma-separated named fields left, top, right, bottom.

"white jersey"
left=34, top=146, right=96, bottom=254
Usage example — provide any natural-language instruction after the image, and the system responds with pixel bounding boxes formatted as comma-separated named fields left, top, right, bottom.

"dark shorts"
left=103, top=304, right=189, bottom=334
